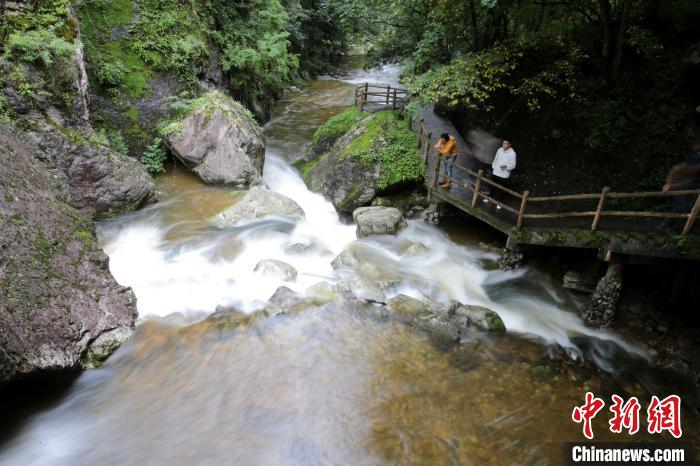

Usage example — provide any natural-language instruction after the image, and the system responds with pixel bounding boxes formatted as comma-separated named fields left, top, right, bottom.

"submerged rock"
left=212, top=187, right=305, bottom=227
left=254, top=259, right=298, bottom=281
left=268, top=286, right=304, bottom=308
left=306, top=282, right=339, bottom=304
left=335, top=276, right=385, bottom=302
left=385, top=294, right=432, bottom=325
left=163, top=91, right=265, bottom=187
left=353, top=206, right=407, bottom=238
left=454, top=305, right=507, bottom=333
left=331, top=250, right=359, bottom=269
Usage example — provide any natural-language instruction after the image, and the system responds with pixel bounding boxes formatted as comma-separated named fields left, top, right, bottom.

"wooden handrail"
left=422, top=140, right=699, bottom=235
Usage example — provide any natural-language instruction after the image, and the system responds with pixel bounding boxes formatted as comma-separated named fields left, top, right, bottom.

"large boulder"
left=303, top=110, right=424, bottom=212
left=212, top=187, right=305, bottom=227
left=353, top=206, right=407, bottom=238
left=163, top=91, right=266, bottom=187
left=0, top=125, right=138, bottom=384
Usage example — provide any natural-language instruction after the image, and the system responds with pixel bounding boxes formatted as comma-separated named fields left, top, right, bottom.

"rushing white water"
left=95, top=68, right=647, bottom=359
left=1, top=58, right=668, bottom=466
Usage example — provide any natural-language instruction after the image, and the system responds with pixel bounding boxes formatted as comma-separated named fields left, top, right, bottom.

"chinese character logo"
left=572, top=392, right=606, bottom=439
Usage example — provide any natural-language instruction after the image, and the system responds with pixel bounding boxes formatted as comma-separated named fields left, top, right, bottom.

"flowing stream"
left=1, top=54, right=697, bottom=465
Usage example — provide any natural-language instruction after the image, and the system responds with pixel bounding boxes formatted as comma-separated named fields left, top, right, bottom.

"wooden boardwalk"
left=412, top=105, right=700, bottom=261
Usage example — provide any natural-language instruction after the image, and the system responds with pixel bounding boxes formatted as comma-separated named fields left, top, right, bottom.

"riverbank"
left=1, top=57, right=697, bottom=465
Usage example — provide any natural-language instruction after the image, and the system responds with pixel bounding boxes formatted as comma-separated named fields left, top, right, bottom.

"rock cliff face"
left=0, top=125, right=138, bottom=384
left=0, top=2, right=156, bottom=383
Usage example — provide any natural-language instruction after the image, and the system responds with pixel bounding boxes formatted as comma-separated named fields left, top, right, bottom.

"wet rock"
left=499, top=249, right=524, bottom=270
left=335, top=276, right=385, bottom=302
left=454, top=305, right=506, bottom=333
left=385, top=294, right=432, bottom=325
left=563, top=270, right=599, bottom=294
left=421, top=317, right=461, bottom=349
left=357, top=263, right=401, bottom=291
left=306, top=282, right=338, bottom=304
left=254, top=259, right=298, bottom=281
left=331, top=250, right=358, bottom=269
left=353, top=206, right=407, bottom=238
left=163, top=91, right=265, bottom=187
left=419, top=203, right=442, bottom=225
left=401, top=242, right=429, bottom=257
left=269, top=286, right=304, bottom=308
left=583, top=262, right=623, bottom=328
left=212, top=187, right=305, bottom=227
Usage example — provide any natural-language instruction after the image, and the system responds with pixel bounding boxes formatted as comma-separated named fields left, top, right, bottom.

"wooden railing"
left=417, top=120, right=700, bottom=236
left=355, top=83, right=409, bottom=111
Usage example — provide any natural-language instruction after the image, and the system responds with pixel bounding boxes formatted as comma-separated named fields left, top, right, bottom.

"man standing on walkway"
left=488, top=138, right=517, bottom=208
left=434, top=133, right=459, bottom=189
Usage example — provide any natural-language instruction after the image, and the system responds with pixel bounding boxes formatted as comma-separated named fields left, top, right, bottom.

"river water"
left=1, top=55, right=696, bottom=465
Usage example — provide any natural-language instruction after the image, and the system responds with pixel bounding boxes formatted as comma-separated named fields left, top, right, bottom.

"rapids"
left=0, top=54, right=696, bottom=465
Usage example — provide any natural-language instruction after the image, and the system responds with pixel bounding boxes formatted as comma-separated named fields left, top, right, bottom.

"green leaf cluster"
left=141, top=137, right=168, bottom=173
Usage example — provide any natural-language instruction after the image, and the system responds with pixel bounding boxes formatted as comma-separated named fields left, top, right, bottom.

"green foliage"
left=344, top=111, right=424, bottom=190
left=141, top=137, right=168, bottom=173
left=406, top=39, right=584, bottom=113
left=4, top=29, right=75, bottom=67
left=209, top=0, right=299, bottom=100
left=312, top=106, right=360, bottom=145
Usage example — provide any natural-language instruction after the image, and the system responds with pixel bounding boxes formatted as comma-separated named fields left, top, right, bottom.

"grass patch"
left=311, top=106, right=361, bottom=146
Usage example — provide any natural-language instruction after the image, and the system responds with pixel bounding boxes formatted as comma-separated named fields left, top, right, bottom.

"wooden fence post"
left=591, top=186, right=610, bottom=231
left=360, top=83, right=368, bottom=111
left=417, top=119, right=424, bottom=149
left=681, top=193, right=700, bottom=235
left=386, top=85, right=390, bottom=106
left=471, top=169, right=483, bottom=207
left=431, top=150, right=441, bottom=190
left=425, top=132, right=432, bottom=164
left=392, top=89, right=397, bottom=109
left=517, top=190, right=529, bottom=229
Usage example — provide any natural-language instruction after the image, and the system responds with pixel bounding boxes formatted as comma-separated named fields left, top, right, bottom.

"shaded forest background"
left=1, top=0, right=699, bottom=195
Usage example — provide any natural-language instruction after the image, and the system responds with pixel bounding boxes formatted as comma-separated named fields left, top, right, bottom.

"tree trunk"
left=469, top=0, right=480, bottom=50
left=597, top=0, right=612, bottom=84
left=612, top=0, right=633, bottom=80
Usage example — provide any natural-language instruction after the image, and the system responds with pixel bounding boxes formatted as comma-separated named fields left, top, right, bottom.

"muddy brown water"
left=0, top=55, right=697, bottom=465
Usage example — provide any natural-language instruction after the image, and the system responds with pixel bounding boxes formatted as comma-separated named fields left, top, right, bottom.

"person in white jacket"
left=486, top=138, right=516, bottom=209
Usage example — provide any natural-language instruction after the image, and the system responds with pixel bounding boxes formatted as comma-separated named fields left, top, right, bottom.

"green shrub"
left=4, top=29, right=75, bottom=67
left=141, top=137, right=167, bottom=173
left=312, top=106, right=361, bottom=145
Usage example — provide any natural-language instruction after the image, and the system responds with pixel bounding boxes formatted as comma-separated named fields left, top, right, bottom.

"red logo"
left=572, top=392, right=606, bottom=439
left=647, top=395, right=682, bottom=438
left=572, top=393, right=682, bottom=439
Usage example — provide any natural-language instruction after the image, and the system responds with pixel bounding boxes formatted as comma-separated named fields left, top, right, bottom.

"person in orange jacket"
left=434, top=133, right=459, bottom=189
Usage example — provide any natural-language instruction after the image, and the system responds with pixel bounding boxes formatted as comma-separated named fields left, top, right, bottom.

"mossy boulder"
left=303, top=108, right=424, bottom=213
left=162, top=91, right=266, bottom=187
